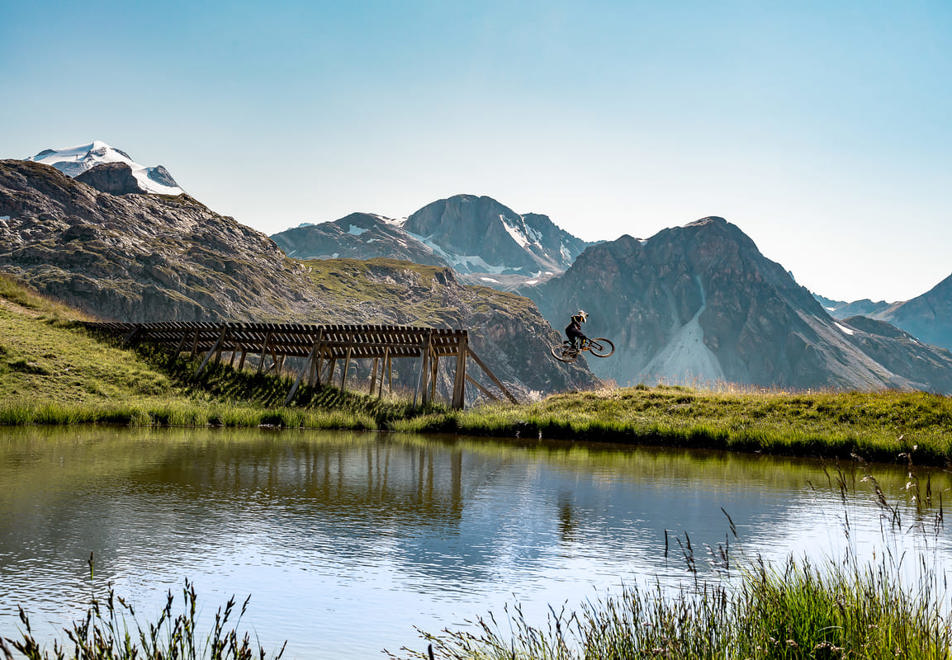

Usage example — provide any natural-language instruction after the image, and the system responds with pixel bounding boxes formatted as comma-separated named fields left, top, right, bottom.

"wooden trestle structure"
left=84, top=322, right=518, bottom=409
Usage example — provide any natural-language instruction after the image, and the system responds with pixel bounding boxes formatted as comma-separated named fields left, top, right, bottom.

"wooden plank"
left=466, top=348, right=518, bottom=404
left=340, top=347, right=352, bottom=390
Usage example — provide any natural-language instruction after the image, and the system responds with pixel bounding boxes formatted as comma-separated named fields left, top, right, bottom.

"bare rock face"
left=75, top=162, right=147, bottom=195
left=403, top=194, right=591, bottom=275
left=872, top=274, right=952, bottom=352
left=526, top=216, right=952, bottom=393
left=0, top=160, right=597, bottom=399
left=271, top=213, right=450, bottom=267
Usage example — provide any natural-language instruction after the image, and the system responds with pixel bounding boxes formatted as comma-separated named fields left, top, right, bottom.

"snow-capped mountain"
left=271, top=195, right=594, bottom=290
left=27, top=141, right=184, bottom=195
left=402, top=195, right=592, bottom=276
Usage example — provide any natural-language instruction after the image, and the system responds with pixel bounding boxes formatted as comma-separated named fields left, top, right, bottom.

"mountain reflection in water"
left=1, top=427, right=946, bottom=658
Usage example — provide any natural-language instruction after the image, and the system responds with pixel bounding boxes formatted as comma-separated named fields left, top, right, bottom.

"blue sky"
left=2, top=0, right=949, bottom=301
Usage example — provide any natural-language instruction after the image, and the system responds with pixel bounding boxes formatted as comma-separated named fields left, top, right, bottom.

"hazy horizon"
left=3, top=1, right=949, bottom=302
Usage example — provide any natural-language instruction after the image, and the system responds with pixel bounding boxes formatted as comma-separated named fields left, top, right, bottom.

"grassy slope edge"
left=2, top=272, right=950, bottom=465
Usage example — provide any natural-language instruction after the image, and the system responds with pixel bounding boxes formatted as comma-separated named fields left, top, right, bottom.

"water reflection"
left=0, top=427, right=948, bottom=658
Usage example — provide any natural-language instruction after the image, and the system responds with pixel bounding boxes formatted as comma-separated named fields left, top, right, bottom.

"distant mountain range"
left=5, top=140, right=952, bottom=395
left=271, top=194, right=594, bottom=288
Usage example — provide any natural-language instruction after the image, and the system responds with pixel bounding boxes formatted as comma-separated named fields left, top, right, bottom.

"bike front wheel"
left=587, top=337, right=615, bottom=358
left=550, top=342, right=578, bottom=363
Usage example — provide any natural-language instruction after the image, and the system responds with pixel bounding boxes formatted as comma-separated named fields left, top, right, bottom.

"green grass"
left=2, top=271, right=951, bottom=466
left=3, top=579, right=285, bottom=660
left=393, top=386, right=952, bottom=465
left=0, top=272, right=411, bottom=429
left=401, top=554, right=952, bottom=659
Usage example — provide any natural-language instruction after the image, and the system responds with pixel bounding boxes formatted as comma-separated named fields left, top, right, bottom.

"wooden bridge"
left=85, top=322, right=518, bottom=409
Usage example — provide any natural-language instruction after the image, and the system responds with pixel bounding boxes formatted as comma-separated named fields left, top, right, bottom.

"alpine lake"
left=1, top=427, right=949, bottom=657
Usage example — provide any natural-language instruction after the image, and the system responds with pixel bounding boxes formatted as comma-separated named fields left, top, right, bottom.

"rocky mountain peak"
left=526, top=215, right=952, bottom=393
left=26, top=141, right=184, bottom=196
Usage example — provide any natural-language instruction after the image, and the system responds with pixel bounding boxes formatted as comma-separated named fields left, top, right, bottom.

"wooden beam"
left=340, top=347, right=352, bottom=390
left=369, top=357, right=379, bottom=394
left=452, top=333, right=468, bottom=409
left=414, top=331, right=432, bottom=407
left=190, top=329, right=200, bottom=358
left=378, top=347, right=389, bottom=398
left=284, top=341, right=320, bottom=405
left=256, top=332, right=273, bottom=375
left=466, top=347, right=518, bottom=404
left=195, top=326, right=228, bottom=377
left=465, top=373, right=500, bottom=402
left=237, top=350, right=247, bottom=371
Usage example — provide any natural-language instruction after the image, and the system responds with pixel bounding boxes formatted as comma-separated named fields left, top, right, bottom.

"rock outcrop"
left=403, top=195, right=591, bottom=275
left=525, top=217, right=952, bottom=393
left=871, top=274, right=952, bottom=352
left=271, top=212, right=450, bottom=267
left=0, top=160, right=598, bottom=400
left=75, top=162, right=149, bottom=195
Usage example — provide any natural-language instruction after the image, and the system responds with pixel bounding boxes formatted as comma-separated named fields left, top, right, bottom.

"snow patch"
left=501, top=215, right=531, bottom=249
left=347, top=224, right=369, bottom=236
left=479, top=277, right=500, bottom=283
left=835, top=322, right=855, bottom=336
left=639, top=276, right=724, bottom=382
left=404, top=228, right=510, bottom=273
left=524, top=279, right=539, bottom=285
left=27, top=141, right=185, bottom=195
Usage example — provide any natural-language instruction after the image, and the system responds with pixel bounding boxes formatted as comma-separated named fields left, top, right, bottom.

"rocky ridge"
left=270, top=194, right=593, bottom=288
left=524, top=217, right=952, bottom=393
left=0, top=160, right=597, bottom=400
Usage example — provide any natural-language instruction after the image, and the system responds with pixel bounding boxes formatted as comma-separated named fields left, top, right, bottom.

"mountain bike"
left=550, top=336, right=615, bottom=363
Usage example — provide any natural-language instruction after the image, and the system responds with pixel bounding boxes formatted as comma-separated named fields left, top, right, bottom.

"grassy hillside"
left=3, top=271, right=950, bottom=465
left=0, top=273, right=391, bottom=428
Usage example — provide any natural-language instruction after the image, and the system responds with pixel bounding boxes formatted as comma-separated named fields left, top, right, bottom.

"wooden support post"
left=122, top=326, right=141, bottom=347
left=327, top=359, right=336, bottom=384
left=414, top=331, right=432, bottom=407
left=387, top=353, right=393, bottom=392
left=174, top=333, right=189, bottom=357
left=285, top=341, right=320, bottom=405
left=340, top=347, right=352, bottom=390
left=256, top=332, right=272, bottom=375
left=237, top=350, right=247, bottom=371
left=369, top=358, right=379, bottom=394
left=466, top=348, right=518, bottom=404
left=229, top=349, right=237, bottom=367
left=190, top=330, right=200, bottom=358
left=378, top=348, right=389, bottom=398
left=452, top=333, right=468, bottom=410
left=195, top=326, right=228, bottom=377
left=465, top=373, right=500, bottom=402
left=310, top=330, right=324, bottom=387
left=428, top=353, right=438, bottom=403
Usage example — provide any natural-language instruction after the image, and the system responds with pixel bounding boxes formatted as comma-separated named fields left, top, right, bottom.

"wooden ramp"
left=84, top=322, right=518, bottom=409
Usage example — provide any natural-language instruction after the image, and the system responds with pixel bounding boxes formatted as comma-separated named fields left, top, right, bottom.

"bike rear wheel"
left=587, top=337, right=615, bottom=358
left=550, top=342, right=578, bottom=363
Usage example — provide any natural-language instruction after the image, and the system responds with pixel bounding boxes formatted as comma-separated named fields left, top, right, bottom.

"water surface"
left=1, top=427, right=947, bottom=657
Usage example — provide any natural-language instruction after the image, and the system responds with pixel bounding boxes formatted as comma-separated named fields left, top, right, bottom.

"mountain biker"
left=565, top=310, right=588, bottom=350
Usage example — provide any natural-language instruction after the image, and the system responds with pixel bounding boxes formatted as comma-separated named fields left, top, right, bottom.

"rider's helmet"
left=577, top=310, right=588, bottom=322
